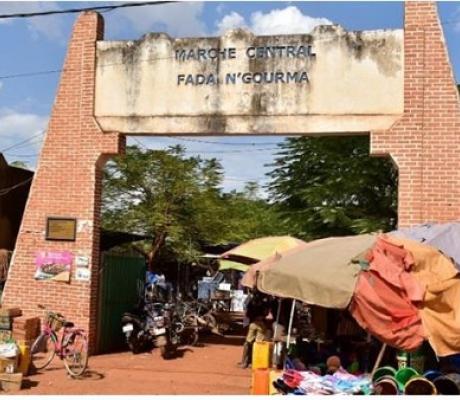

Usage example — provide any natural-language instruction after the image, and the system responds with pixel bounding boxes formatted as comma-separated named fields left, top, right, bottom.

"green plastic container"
left=397, top=348, right=425, bottom=372
left=395, top=367, right=419, bottom=390
left=372, top=366, right=397, bottom=383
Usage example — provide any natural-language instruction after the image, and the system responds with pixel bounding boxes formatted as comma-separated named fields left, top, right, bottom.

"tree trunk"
left=148, top=231, right=167, bottom=272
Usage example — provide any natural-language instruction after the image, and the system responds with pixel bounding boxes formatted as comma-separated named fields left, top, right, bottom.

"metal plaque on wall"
left=45, top=217, right=77, bottom=241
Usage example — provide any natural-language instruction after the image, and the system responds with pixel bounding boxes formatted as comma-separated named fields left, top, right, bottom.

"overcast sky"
left=1, top=1, right=460, bottom=195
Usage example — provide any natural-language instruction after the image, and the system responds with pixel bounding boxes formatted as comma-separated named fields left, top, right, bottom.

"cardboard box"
left=0, top=372, right=23, bottom=392
left=0, top=357, right=18, bottom=374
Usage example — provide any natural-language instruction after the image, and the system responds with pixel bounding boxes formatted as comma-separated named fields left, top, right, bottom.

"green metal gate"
left=97, top=254, right=146, bottom=354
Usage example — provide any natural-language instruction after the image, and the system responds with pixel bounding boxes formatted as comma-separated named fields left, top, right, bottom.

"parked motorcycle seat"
left=122, top=313, right=142, bottom=324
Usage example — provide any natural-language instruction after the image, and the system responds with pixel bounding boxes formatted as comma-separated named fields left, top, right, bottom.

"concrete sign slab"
left=95, top=26, right=403, bottom=135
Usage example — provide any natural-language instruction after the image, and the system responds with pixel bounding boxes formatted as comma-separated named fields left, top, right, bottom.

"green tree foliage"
left=9, top=160, right=29, bottom=169
left=267, top=136, right=398, bottom=240
left=102, top=145, right=285, bottom=270
left=217, top=183, right=288, bottom=242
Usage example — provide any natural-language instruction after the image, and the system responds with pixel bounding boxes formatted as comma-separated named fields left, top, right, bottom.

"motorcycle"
left=121, top=301, right=170, bottom=357
left=174, top=300, right=223, bottom=337
left=122, top=282, right=175, bottom=358
left=171, top=301, right=199, bottom=346
left=122, top=283, right=202, bottom=358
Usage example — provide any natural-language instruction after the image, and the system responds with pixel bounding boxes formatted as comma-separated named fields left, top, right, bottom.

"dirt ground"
left=15, top=335, right=251, bottom=395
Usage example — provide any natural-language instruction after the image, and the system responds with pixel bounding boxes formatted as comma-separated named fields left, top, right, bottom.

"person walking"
left=238, top=294, right=269, bottom=368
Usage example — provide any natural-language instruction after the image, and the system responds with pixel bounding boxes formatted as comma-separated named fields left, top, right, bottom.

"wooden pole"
left=371, top=343, right=387, bottom=376
left=283, top=299, right=296, bottom=370
left=273, top=298, right=282, bottom=340
left=286, top=299, right=296, bottom=350
left=272, top=298, right=282, bottom=368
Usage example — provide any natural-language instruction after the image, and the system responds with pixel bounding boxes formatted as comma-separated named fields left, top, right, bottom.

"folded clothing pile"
left=274, top=368, right=372, bottom=395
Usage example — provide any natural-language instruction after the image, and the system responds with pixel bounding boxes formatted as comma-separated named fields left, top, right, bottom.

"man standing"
left=238, top=293, right=270, bottom=368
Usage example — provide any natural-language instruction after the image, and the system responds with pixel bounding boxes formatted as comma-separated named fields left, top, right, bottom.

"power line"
left=131, top=138, right=280, bottom=153
left=3, top=153, right=38, bottom=158
left=0, top=177, right=33, bottom=197
left=132, top=136, right=284, bottom=147
left=183, top=148, right=279, bottom=154
left=167, top=137, right=284, bottom=147
left=5, top=137, right=44, bottom=152
left=128, top=137, right=269, bottom=183
left=0, top=131, right=45, bottom=153
left=225, top=177, right=266, bottom=183
left=0, top=69, right=62, bottom=80
left=0, top=1, right=176, bottom=20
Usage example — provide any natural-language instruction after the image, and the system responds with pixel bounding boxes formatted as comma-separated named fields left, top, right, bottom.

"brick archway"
left=3, top=2, right=460, bottom=353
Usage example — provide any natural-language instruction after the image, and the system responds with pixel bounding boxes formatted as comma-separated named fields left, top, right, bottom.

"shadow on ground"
left=21, top=379, right=39, bottom=390
left=199, top=334, right=245, bottom=347
left=72, top=369, right=105, bottom=381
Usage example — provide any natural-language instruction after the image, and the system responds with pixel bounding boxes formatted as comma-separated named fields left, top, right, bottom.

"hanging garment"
left=350, top=270, right=425, bottom=351
left=349, top=236, right=426, bottom=351
left=384, top=236, right=460, bottom=357
left=390, top=222, right=460, bottom=270
left=384, top=235, right=458, bottom=291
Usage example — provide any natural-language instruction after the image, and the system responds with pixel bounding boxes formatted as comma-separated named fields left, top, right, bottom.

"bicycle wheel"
left=31, top=333, right=56, bottom=370
left=63, top=331, right=88, bottom=377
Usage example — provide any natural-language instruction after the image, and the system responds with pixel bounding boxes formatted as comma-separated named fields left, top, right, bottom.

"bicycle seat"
left=63, top=321, right=74, bottom=328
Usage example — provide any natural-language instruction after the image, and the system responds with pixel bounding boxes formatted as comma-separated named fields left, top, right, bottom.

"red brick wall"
left=1, top=12, right=124, bottom=353
left=371, top=1, right=460, bottom=227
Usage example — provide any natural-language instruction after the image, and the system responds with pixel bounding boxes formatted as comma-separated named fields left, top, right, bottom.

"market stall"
left=246, top=227, right=460, bottom=395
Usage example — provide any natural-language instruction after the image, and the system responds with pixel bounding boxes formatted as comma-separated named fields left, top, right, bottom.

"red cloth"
left=349, top=236, right=426, bottom=351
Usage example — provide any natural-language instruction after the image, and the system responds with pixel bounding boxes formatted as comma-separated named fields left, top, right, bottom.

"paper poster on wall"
left=75, top=256, right=89, bottom=268
left=75, top=267, right=90, bottom=282
left=34, top=251, right=73, bottom=282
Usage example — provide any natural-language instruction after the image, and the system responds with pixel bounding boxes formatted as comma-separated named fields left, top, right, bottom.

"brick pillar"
left=371, top=1, right=460, bottom=227
left=2, top=12, right=124, bottom=353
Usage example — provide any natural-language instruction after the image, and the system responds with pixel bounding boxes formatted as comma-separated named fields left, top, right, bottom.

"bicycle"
left=30, top=305, right=88, bottom=377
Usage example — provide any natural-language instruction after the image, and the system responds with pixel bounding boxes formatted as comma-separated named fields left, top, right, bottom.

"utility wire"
left=183, top=148, right=279, bottom=154
left=3, top=153, right=39, bottom=158
left=0, top=131, right=45, bottom=153
left=0, top=69, right=62, bottom=80
left=0, top=1, right=176, bottom=20
left=131, top=136, right=284, bottom=147
left=130, top=137, right=268, bottom=183
left=0, top=177, right=33, bottom=197
left=166, top=137, right=284, bottom=147
left=5, top=138, right=44, bottom=152
left=131, top=138, right=280, bottom=153
left=0, top=134, right=279, bottom=164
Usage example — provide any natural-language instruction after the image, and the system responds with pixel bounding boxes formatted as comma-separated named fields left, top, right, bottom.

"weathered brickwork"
left=3, top=2, right=459, bottom=352
left=371, top=2, right=460, bottom=227
left=2, top=13, right=124, bottom=353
